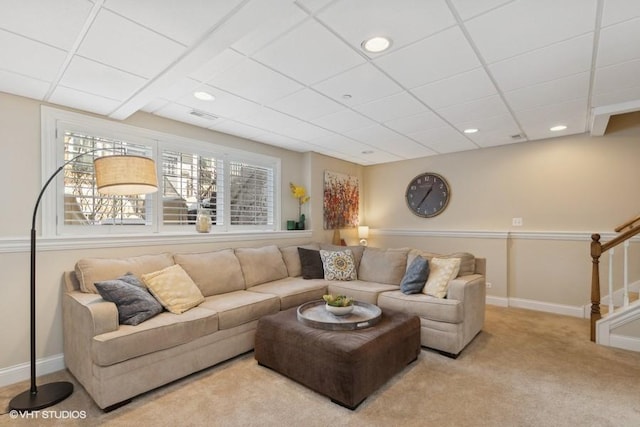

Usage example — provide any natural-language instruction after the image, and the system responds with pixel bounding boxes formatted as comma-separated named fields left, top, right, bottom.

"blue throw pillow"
left=95, top=273, right=163, bottom=326
left=400, top=257, right=430, bottom=294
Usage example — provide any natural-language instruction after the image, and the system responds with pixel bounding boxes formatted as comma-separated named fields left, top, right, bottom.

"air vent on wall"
left=189, top=110, right=218, bottom=121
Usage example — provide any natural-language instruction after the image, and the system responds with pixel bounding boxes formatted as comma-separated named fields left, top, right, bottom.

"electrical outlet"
left=512, top=217, right=523, bottom=227
left=486, top=282, right=492, bottom=289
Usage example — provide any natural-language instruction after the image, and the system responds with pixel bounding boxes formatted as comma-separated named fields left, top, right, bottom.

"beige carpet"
left=2, top=306, right=640, bottom=426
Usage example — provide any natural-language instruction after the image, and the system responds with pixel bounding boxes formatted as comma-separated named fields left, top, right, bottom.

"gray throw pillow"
left=95, top=273, right=163, bottom=325
left=400, top=257, right=430, bottom=294
left=298, top=247, right=324, bottom=279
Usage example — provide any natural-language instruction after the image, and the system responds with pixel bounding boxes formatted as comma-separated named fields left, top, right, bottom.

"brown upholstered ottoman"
left=254, top=306, right=420, bottom=409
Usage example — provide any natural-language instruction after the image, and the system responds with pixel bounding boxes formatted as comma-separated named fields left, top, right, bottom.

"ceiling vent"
left=510, top=133, right=526, bottom=140
left=189, top=110, right=218, bottom=121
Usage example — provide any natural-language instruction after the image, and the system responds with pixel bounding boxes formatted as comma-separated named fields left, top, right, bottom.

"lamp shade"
left=358, top=225, right=369, bottom=239
left=94, top=155, right=158, bottom=195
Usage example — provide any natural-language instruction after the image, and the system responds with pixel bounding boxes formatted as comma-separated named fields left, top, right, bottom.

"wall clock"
left=405, top=172, right=450, bottom=218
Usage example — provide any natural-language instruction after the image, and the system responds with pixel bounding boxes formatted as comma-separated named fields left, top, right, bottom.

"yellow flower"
left=290, top=182, right=310, bottom=205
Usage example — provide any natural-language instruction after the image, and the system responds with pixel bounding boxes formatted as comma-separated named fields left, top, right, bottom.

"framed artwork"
left=323, top=170, right=359, bottom=230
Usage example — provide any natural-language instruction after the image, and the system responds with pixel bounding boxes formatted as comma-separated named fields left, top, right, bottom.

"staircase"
left=590, top=215, right=640, bottom=351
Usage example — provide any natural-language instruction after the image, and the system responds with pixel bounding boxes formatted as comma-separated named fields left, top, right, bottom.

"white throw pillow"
left=422, top=257, right=461, bottom=298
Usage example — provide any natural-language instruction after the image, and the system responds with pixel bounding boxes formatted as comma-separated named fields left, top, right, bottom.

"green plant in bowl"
left=322, top=294, right=354, bottom=307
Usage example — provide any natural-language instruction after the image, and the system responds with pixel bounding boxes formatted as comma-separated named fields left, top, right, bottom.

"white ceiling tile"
left=408, top=126, right=478, bottom=154
left=211, top=58, right=303, bottom=104
left=437, top=95, right=511, bottom=125
left=352, top=92, right=428, bottom=122
left=153, top=102, right=223, bottom=128
left=592, top=84, right=640, bottom=108
left=49, top=86, right=121, bottom=116
left=596, top=18, right=640, bottom=68
left=516, top=98, right=588, bottom=139
left=253, top=132, right=309, bottom=152
left=449, top=0, right=513, bottom=21
left=253, top=20, right=365, bottom=85
left=312, top=63, right=402, bottom=105
left=345, top=125, right=433, bottom=159
left=141, top=98, right=170, bottom=113
left=318, top=0, right=455, bottom=53
left=236, top=107, right=305, bottom=134
left=453, top=114, right=522, bottom=146
left=310, top=134, right=404, bottom=163
left=189, top=49, right=246, bottom=83
left=374, top=26, right=481, bottom=88
left=504, top=72, right=590, bottom=111
left=268, top=89, right=344, bottom=121
left=153, top=78, right=201, bottom=103
left=311, top=109, right=376, bottom=133
left=208, top=120, right=265, bottom=139
left=411, top=67, right=497, bottom=109
left=279, top=120, right=334, bottom=141
left=467, top=129, right=525, bottom=148
left=176, top=86, right=262, bottom=120
left=466, top=0, right=598, bottom=63
left=0, top=30, right=67, bottom=81
left=0, top=0, right=93, bottom=50
left=295, top=0, right=334, bottom=14
left=601, top=0, right=640, bottom=26
left=78, top=9, right=185, bottom=79
left=0, top=70, right=50, bottom=100
left=593, top=58, right=640, bottom=101
left=489, top=34, right=594, bottom=92
left=60, top=56, right=146, bottom=101
left=232, top=3, right=308, bottom=55
left=384, top=111, right=448, bottom=135
left=104, top=0, right=242, bottom=45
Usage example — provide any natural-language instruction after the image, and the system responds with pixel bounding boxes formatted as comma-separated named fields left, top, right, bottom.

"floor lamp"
left=9, top=153, right=158, bottom=412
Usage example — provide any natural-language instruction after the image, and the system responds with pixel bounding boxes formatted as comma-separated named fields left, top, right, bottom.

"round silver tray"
left=297, top=300, right=382, bottom=330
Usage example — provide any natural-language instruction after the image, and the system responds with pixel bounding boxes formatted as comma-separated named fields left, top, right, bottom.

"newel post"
left=590, top=234, right=602, bottom=342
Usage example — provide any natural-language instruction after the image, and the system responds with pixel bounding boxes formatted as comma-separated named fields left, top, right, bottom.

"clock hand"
left=417, top=186, right=433, bottom=208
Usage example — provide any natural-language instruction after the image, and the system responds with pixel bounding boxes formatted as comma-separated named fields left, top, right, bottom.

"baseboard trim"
left=487, top=296, right=585, bottom=318
left=0, top=353, right=66, bottom=388
left=609, top=334, right=640, bottom=352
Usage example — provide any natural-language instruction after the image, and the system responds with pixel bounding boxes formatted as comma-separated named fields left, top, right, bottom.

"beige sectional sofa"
left=62, top=243, right=486, bottom=410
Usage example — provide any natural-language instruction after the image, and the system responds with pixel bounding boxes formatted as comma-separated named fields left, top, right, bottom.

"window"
left=43, top=107, right=279, bottom=236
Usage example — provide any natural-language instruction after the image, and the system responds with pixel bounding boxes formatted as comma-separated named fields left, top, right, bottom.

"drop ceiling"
left=1, top=0, right=639, bottom=165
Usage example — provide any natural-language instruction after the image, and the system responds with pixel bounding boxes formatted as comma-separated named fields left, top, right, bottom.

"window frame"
left=41, top=107, right=281, bottom=237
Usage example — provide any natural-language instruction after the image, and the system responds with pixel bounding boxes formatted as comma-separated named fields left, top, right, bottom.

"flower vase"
left=296, top=214, right=305, bottom=230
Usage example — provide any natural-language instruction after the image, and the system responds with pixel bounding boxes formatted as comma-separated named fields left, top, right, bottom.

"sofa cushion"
left=358, top=247, right=409, bottom=285
left=92, top=307, right=219, bottom=366
left=199, top=290, right=280, bottom=330
left=174, top=249, right=245, bottom=296
left=75, top=253, right=175, bottom=294
left=249, top=277, right=328, bottom=310
left=442, top=252, right=476, bottom=276
left=298, top=247, right=325, bottom=279
left=320, top=249, right=357, bottom=281
left=422, top=257, right=461, bottom=298
left=400, top=256, right=430, bottom=295
left=406, top=249, right=440, bottom=271
left=327, top=280, right=399, bottom=305
left=142, top=264, right=205, bottom=314
left=94, top=273, right=163, bottom=326
left=235, top=245, right=288, bottom=287
left=319, top=244, right=364, bottom=270
left=280, top=243, right=320, bottom=277
left=378, top=290, right=463, bottom=323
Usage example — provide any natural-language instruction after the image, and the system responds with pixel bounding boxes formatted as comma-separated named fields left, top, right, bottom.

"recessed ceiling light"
left=463, top=128, right=479, bottom=134
left=361, top=36, right=392, bottom=53
left=550, top=125, right=567, bottom=132
left=193, top=91, right=215, bottom=101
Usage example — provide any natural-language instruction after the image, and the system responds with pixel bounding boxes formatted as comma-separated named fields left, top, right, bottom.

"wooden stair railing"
left=590, top=215, right=640, bottom=341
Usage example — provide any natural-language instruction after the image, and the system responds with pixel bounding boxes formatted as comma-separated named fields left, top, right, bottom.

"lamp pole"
left=10, top=150, right=100, bottom=411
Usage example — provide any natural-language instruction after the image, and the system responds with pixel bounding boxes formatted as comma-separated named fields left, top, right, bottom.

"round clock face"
left=405, top=173, right=451, bottom=218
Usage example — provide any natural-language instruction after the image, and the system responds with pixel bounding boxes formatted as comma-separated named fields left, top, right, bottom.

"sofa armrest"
left=63, top=291, right=119, bottom=338
left=447, top=274, right=485, bottom=302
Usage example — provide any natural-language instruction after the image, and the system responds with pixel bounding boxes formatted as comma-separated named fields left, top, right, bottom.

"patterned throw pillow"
left=94, top=273, right=163, bottom=325
left=142, top=264, right=205, bottom=314
left=319, top=249, right=357, bottom=281
left=422, top=257, right=461, bottom=298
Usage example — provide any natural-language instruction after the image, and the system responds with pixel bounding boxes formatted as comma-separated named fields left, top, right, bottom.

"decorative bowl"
left=325, top=303, right=354, bottom=316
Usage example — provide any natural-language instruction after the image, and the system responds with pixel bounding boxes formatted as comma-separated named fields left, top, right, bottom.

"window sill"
left=0, top=229, right=313, bottom=253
